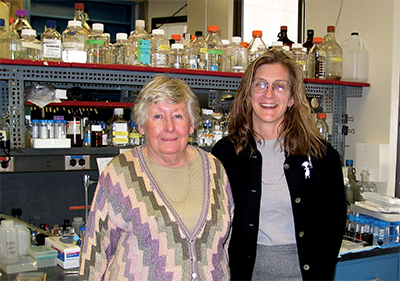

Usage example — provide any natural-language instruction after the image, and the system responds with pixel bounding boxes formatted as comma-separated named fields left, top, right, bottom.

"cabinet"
left=0, top=58, right=369, bottom=161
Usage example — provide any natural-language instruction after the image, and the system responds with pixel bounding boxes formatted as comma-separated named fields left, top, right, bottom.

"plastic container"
left=61, top=20, right=88, bottom=63
left=72, top=217, right=85, bottom=237
left=28, top=245, right=57, bottom=268
left=205, top=25, right=224, bottom=71
left=12, top=9, right=33, bottom=37
left=169, top=43, right=186, bottom=69
left=16, top=29, right=42, bottom=60
left=0, top=219, right=19, bottom=264
left=292, top=43, right=307, bottom=76
left=248, top=30, right=267, bottom=64
left=86, top=23, right=108, bottom=64
left=151, top=29, right=170, bottom=67
left=315, top=113, right=329, bottom=140
left=111, top=32, right=129, bottom=64
left=0, top=1, right=9, bottom=30
left=128, top=19, right=151, bottom=66
left=226, top=36, right=248, bottom=73
left=341, top=32, right=369, bottom=82
left=15, top=223, right=30, bottom=256
left=41, top=20, right=62, bottom=61
left=192, top=31, right=207, bottom=70
left=0, top=18, right=10, bottom=59
left=112, top=108, right=128, bottom=146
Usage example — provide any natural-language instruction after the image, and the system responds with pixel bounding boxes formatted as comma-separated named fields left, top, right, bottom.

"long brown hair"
left=228, top=49, right=326, bottom=157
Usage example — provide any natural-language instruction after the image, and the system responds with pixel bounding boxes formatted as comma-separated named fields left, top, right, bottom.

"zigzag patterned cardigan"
left=78, top=145, right=234, bottom=281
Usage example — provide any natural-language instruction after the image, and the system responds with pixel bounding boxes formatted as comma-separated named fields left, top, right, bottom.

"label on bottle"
left=67, top=121, right=81, bottom=135
left=332, top=57, right=343, bottom=62
left=21, top=41, right=43, bottom=50
left=208, top=49, right=223, bottom=55
left=43, top=39, right=62, bottom=58
left=200, top=48, right=208, bottom=53
left=62, top=50, right=87, bottom=63
left=158, top=45, right=170, bottom=51
left=86, top=39, right=104, bottom=45
left=138, top=39, right=151, bottom=65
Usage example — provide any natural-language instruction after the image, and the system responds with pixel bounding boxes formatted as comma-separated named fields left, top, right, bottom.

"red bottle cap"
left=171, top=34, right=181, bottom=41
left=75, top=3, right=84, bottom=10
left=317, top=113, right=327, bottom=119
left=252, top=30, right=262, bottom=37
left=280, top=25, right=288, bottom=31
left=208, top=25, right=219, bottom=32
left=313, top=37, right=323, bottom=43
left=327, top=25, right=335, bottom=32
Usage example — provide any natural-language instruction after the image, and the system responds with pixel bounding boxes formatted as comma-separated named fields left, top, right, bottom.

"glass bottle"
left=0, top=18, right=9, bottom=59
left=82, top=118, right=91, bottom=147
left=354, top=168, right=377, bottom=201
left=127, top=19, right=151, bottom=66
left=307, top=37, right=326, bottom=79
left=303, top=29, right=314, bottom=53
left=67, top=109, right=82, bottom=147
left=9, top=17, right=19, bottom=59
left=292, top=43, right=307, bottom=77
left=112, top=108, right=128, bottom=147
left=315, top=113, right=329, bottom=140
left=110, top=32, right=129, bottom=64
left=16, top=29, right=42, bottom=60
left=346, top=159, right=358, bottom=187
left=183, top=33, right=197, bottom=69
left=322, top=25, right=342, bottom=80
left=91, top=124, right=103, bottom=147
left=41, top=20, right=62, bottom=62
left=226, top=36, right=248, bottom=73
left=205, top=25, right=224, bottom=71
left=248, top=30, right=267, bottom=64
left=277, top=25, right=294, bottom=49
left=12, top=9, right=32, bottom=37
left=128, top=121, right=140, bottom=146
left=73, top=3, right=91, bottom=35
left=344, top=177, right=354, bottom=205
left=169, top=43, right=186, bottom=69
left=86, top=23, right=108, bottom=64
left=150, top=29, right=170, bottom=67
left=61, top=20, right=88, bottom=63
left=192, top=30, right=207, bottom=70
left=203, top=119, right=213, bottom=147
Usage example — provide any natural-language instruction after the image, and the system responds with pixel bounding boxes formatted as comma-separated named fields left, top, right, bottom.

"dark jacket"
left=212, top=136, right=347, bottom=281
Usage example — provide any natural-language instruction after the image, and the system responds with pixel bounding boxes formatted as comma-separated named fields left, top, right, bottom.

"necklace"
left=262, top=171, right=285, bottom=185
left=148, top=152, right=191, bottom=203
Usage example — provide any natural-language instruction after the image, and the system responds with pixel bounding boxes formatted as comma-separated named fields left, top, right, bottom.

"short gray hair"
left=133, top=75, right=201, bottom=127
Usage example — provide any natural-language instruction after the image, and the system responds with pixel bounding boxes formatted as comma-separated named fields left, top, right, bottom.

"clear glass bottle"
left=110, top=32, right=129, bottom=64
left=307, top=37, right=326, bottom=79
left=292, top=43, right=307, bottom=77
left=248, top=30, right=267, bottom=64
left=41, top=20, right=62, bottom=62
left=61, top=20, right=88, bottom=63
left=203, top=119, right=213, bottom=147
left=112, top=108, right=128, bottom=147
left=226, top=36, right=248, bottom=73
left=150, top=29, right=170, bottom=67
left=192, top=30, right=207, bottom=70
left=315, top=113, right=329, bottom=140
left=9, top=17, right=19, bottom=59
left=205, top=25, right=224, bottom=71
left=82, top=118, right=91, bottom=147
left=322, top=25, right=342, bottom=80
left=344, top=177, right=354, bottom=205
left=86, top=23, right=108, bottom=64
left=12, top=9, right=32, bottom=37
left=73, top=3, right=91, bottom=35
left=277, top=25, right=294, bottom=49
left=183, top=33, right=197, bottom=69
left=354, top=168, right=377, bottom=201
left=127, top=19, right=151, bottom=66
left=0, top=18, right=9, bottom=59
left=169, top=43, right=186, bottom=69
left=16, top=29, right=42, bottom=60
left=303, top=29, right=314, bottom=53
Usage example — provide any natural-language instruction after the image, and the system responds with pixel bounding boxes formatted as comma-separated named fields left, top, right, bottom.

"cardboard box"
left=45, top=236, right=80, bottom=269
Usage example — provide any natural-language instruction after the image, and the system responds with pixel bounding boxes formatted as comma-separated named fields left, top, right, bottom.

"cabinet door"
left=335, top=253, right=399, bottom=281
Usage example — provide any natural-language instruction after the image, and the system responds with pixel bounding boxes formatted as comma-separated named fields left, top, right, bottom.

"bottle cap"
left=114, top=108, right=124, bottom=115
left=271, top=41, right=283, bottom=47
left=317, top=113, right=326, bottom=119
left=280, top=25, right=288, bottom=31
left=171, top=43, right=183, bottom=50
left=195, top=31, right=203, bottom=36
left=231, top=36, right=241, bottom=44
left=240, top=41, right=248, bottom=48
left=0, top=19, right=5, bottom=27
left=74, top=216, right=83, bottom=222
left=135, top=19, right=145, bottom=28
left=207, top=25, right=219, bottom=32
left=351, top=32, right=359, bottom=36
left=313, top=37, right=323, bottom=43
left=21, top=29, right=36, bottom=36
left=116, top=33, right=128, bottom=40
left=46, top=20, right=56, bottom=28
left=292, top=43, right=303, bottom=49
left=1, top=219, right=15, bottom=227
left=171, top=34, right=181, bottom=41
left=11, top=208, right=22, bottom=217
left=152, top=29, right=164, bottom=35
left=92, top=23, right=104, bottom=31
left=91, top=125, right=102, bottom=131
left=307, top=29, right=314, bottom=35
left=68, top=20, right=82, bottom=27
left=75, top=3, right=85, bottom=10
left=15, top=9, right=28, bottom=17
left=252, top=30, right=262, bottom=37
left=327, top=25, right=335, bottom=32
left=221, top=39, right=230, bottom=46
left=9, top=17, right=14, bottom=25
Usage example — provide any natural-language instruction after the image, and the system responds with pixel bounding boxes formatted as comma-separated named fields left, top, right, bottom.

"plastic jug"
left=341, top=32, right=369, bottom=82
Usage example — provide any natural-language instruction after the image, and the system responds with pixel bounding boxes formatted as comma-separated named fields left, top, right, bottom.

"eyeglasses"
left=251, top=79, right=292, bottom=96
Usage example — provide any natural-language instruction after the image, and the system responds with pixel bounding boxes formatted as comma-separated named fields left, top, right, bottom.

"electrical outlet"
left=65, top=155, right=90, bottom=170
left=0, top=156, right=14, bottom=172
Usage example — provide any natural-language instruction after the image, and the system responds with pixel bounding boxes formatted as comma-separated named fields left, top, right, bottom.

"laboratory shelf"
left=0, top=59, right=369, bottom=161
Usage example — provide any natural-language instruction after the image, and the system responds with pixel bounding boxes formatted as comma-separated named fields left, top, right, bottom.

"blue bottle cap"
left=0, top=19, right=5, bottom=27
left=346, top=159, right=354, bottom=165
left=46, top=20, right=56, bottom=28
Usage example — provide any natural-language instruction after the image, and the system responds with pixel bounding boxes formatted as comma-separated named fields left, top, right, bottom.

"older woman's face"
left=138, top=102, right=194, bottom=157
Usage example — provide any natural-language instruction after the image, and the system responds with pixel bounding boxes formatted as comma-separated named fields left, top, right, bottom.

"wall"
left=305, top=0, right=400, bottom=195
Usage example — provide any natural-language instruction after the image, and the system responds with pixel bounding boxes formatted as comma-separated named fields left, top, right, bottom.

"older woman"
left=79, top=75, right=233, bottom=281
left=212, top=50, right=347, bottom=281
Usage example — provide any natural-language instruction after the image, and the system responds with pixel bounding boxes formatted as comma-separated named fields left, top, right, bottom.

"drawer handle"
left=361, top=278, right=380, bottom=281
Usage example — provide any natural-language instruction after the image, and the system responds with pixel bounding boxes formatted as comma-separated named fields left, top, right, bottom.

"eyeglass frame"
left=251, top=78, right=292, bottom=96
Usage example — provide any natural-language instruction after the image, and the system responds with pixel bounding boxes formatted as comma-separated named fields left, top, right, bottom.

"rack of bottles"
left=0, top=58, right=369, bottom=160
